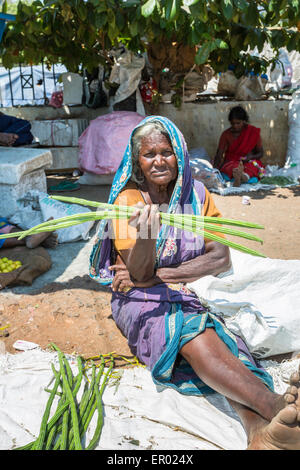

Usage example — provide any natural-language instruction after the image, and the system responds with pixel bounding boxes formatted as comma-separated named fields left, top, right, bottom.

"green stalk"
left=53, top=356, right=84, bottom=450
left=44, top=424, right=58, bottom=450
left=16, top=211, right=129, bottom=240
left=163, top=217, right=264, bottom=243
left=51, top=195, right=264, bottom=229
left=52, top=346, right=82, bottom=450
left=8, top=211, right=263, bottom=243
left=0, top=195, right=267, bottom=258
left=68, top=363, right=101, bottom=450
left=32, top=367, right=62, bottom=450
left=86, top=357, right=114, bottom=450
left=161, top=212, right=264, bottom=229
left=200, top=231, right=266, bottom=257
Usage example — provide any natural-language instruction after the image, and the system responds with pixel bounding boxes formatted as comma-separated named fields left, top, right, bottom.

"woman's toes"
left=278, top=404, right=299, bottom=426
left=290, top=371, right=300, bottom=386
left=284, top=385, right=298, bottom=404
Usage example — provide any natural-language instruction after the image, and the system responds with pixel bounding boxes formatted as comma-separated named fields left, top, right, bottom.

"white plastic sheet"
left=0, top=348, right=299, bottom=451
left=187, top=248, right=300, bottom=358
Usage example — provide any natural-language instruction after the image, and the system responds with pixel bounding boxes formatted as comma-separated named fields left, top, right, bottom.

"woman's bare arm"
left=212, top=148, right=224, bottom=169
left=244, top=145, right=264, bottom=162
left=111, top=242, right=231, bottom=291
left=155, top=241, right=231, bottom=283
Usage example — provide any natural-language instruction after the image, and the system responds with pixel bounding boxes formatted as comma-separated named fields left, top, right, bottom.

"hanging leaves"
left=141, top=0, right=156, bottom=17
left=221, top=0, right=234, bottom=20
left=0, top=0, right=299, bottom=80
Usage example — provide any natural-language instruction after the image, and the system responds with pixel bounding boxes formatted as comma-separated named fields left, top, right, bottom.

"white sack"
left=269, top=48, right=293, bottom=90
left=285, top=91, right=300, bottom=181
left=187, top=249, right=300, bottom=358
left=9, top=205, right=43, bottom=230
left=189, top=156, right=225, bottom=191
left=38, top=193, right=94, bottom=243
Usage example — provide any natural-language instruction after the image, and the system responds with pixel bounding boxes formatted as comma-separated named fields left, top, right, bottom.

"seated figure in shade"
left=0, top=112, right=34, bottom=147
left=213, top=106, right=265, bottom=187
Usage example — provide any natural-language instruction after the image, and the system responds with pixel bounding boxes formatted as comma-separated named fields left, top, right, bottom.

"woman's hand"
left=109, top=263, right=161, bottom=292
left=129, top=202, right=160, bottom=241
left=109, top=263, right=135, bottom=292
left=242, top=153, right=254, bottom=162
left=122, top=203, right=160, bottom=282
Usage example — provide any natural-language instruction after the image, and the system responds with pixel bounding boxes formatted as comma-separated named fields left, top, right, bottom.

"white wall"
left=156, top=100, right=289, bottom=167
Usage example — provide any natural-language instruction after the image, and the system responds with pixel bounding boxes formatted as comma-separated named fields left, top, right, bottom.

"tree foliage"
left=1, top=0, right=300, bottom=77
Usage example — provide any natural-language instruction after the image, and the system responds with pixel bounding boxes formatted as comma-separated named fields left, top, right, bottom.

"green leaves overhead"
left=141, top=0, right=156, bottom=17
left=1, top=0, right=300, bottom=78
left=165, top=0, right=178, bottom=21
left=196, top=38, right=229, bottom=65
left=183, top=0, right=200, bottom=6
left=221, top=0, right=234, bottom=20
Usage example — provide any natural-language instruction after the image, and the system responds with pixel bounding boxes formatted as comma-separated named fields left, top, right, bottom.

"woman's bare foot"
left=41, top=232, right=58, bottom=249
left=232, top=161, right=249, bottom=187
left=248, top=365, right=300, bottom=450
left=0, top=132, right=18, bottom=146
left=25, top=218, right=58, bottom=249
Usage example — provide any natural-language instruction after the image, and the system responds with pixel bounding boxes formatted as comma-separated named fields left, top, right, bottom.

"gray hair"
left=130, top=121, right=172, bottom=185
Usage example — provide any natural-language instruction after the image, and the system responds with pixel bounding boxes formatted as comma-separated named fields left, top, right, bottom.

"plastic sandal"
left=49, top=180, right=80, bottom=192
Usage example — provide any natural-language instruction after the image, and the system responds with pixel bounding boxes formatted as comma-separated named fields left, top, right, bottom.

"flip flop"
left=49, top=181, right=80, bottom=192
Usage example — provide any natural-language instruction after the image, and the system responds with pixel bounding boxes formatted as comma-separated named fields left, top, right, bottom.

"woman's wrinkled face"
left=138, top=132, right=178, bottom=187
left=230, top=118, right=246, bottom=132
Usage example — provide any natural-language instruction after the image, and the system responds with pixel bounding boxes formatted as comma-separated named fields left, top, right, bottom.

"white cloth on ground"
left=187, top=248, right=300, bottom=358
left=0, top=349, right=299, bottom=451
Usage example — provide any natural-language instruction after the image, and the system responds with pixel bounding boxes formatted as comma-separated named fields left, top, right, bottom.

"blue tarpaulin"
left=0, top=12, right=15, bottom=42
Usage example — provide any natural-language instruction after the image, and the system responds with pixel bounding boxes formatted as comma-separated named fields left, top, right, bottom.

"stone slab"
left=30, top=119, right=88, bottom=147
left=0, top=168, right=47, bottom=219
left=0, top=147, right=52, bottom=184
left=45, top=147, right=79, bottom=170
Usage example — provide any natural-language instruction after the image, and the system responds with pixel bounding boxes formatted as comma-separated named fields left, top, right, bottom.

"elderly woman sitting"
left=90, top=116, right=300, bottom=450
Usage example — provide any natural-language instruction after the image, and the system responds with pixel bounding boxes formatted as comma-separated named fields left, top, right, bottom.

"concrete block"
left=45, top=147, right=79, bottom=170
left=30, top=119, right=88, bottom=147
left=0, top=147, right=52, bottom=184
left=0, top=168, right=47, bottom=218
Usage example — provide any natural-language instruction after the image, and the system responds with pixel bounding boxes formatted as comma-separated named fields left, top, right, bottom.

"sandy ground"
left=0, top=176, right=299, bottom=364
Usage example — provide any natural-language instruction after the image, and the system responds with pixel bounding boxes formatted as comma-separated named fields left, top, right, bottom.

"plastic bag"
left=234, top=75, right=267, bottom=100
left=78, top=111, right=145, bottom=175
left=269, top=49, right=293, bottom=90
left=189, top=150, right=225, bottom=190
left=217, top=71, right=239, bottom=96
left=284, top=91, right=300, bottom=181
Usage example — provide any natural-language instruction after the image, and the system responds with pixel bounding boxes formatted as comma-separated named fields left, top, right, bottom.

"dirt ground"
left=0, top=176, right=299, bottom=364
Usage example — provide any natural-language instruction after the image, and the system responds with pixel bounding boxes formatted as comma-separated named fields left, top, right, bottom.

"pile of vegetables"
left=15, top=344, right=114, bottom=450
left=0, top=195, right=266, bottom=258
left=0, top=257, right=22, bottom=273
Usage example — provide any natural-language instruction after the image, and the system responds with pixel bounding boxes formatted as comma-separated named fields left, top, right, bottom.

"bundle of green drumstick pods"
left=15, top=344, right=114, bottom=450
left=0, top=195, right=267, bottom=258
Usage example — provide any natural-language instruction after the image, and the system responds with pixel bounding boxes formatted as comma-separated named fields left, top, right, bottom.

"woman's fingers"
left=109, top=264, right=127, bottom=272
left=128, top=204, right=160, bottom=240
left=129, top=202, right=145, bottom=227
left=111, top=270, right=134, bottom=292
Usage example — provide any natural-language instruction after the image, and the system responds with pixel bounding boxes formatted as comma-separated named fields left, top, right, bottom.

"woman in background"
left=213, top=106, right=265, bottom=187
